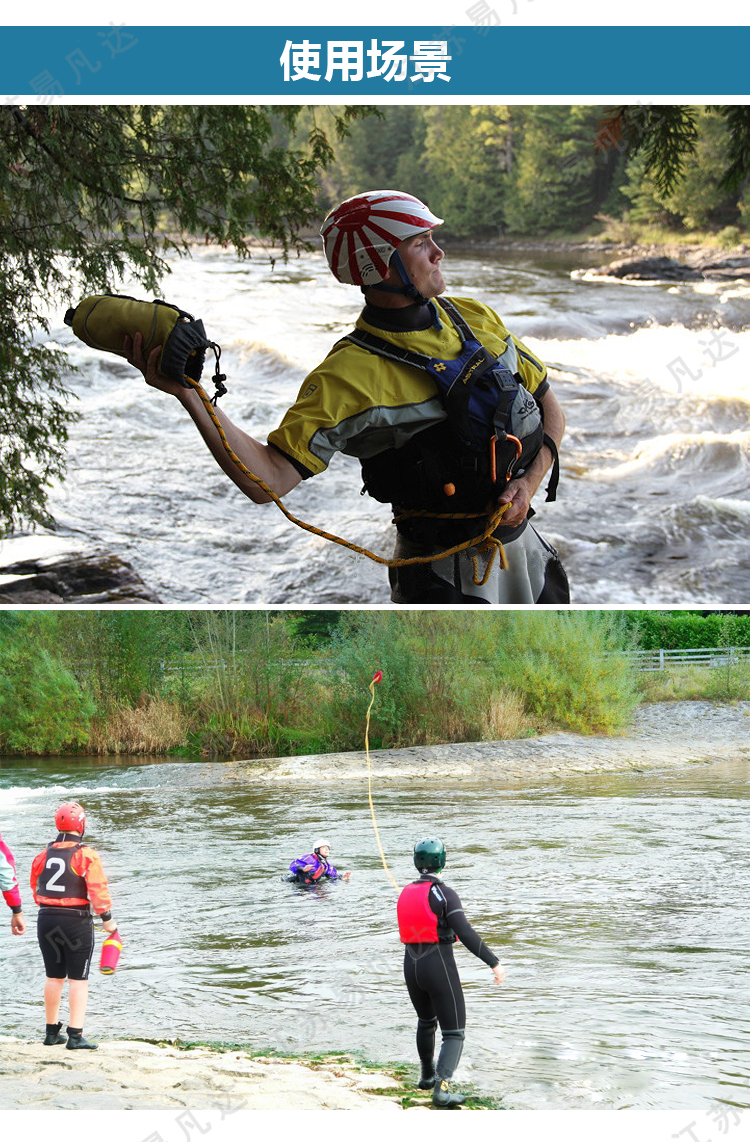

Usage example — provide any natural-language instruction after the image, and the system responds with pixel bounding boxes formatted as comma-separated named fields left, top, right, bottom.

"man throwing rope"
left=125, top=190, right=568, bottom=604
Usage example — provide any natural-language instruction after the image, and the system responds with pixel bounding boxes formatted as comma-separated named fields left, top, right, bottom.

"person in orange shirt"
left=30, top=801, right=118, bottom=1049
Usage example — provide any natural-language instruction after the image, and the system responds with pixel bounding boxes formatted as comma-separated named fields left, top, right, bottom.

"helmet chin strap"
left=364, top=252, right=443, bottom=329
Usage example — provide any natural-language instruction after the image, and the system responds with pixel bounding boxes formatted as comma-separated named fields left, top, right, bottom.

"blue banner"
left=1, top=26, right=749, bottom=97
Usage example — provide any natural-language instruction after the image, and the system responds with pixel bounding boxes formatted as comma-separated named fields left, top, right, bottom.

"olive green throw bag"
left=65, top=294, right=227, bottom=401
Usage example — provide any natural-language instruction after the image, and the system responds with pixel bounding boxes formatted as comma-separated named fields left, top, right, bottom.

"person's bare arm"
left=497, top=385, right=565, bottom=527
left=124, top=333, right=302, bottom=504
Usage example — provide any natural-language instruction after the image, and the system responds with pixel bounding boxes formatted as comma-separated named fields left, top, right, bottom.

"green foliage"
left=315, top=610, right=639, bottom=747
left=322, top=612, right=433, bottom=749
left=626, top=611, right=750, bottom=650
left=53, top=611, right=178, bottom=705
left=483, top=612, right=640, bottom=734
left=615, top=106, right=700, bottom=197
left=1, top=610, right=740, bottom=758
left=416, top=106, right=512, bottom=238
left=316, top=105, right=415, bottom=197
left=322, top=104, right=750, bottom=243
left=0, top=104, right=371, bottom=533
left=620, top=109, right=744, bottom=231
left=285, top=611, right=343, bottom=646
left=504, top=106, right=609, bottom=234
left=639, top=662, right=750, bottom=703
left=0, top=635, right=95, bottom=754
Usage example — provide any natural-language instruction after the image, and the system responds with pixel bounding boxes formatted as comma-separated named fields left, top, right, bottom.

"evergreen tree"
left=505, top=106, right=606, bottom=234
left=417, top=106, right=512, bottom=238
left=665, top=109, right=743, bottom=229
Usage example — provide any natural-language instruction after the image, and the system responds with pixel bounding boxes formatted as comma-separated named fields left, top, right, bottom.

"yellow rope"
left=186, top=376, right=511, bottom=571
left=364, top=674, right=400, bottom=892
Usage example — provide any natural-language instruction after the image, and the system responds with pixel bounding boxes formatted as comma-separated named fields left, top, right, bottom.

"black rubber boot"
left=416, top=1017, right=437, bottom=1089
left=43, top=1021, right=66, bottom=1046
left=432, top=1029, right=465, bottom=1109
left=66, top=1026, right=98, bottom=1050
left=432, top=1079, right=466, bottom=1109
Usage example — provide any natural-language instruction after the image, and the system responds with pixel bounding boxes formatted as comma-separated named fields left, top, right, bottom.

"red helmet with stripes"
left=321, top=191, right=443, bottom=287
left=55, top=801, right=86, bottom=834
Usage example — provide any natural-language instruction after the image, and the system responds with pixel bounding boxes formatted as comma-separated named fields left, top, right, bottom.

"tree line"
left=0, top=610, right=640, bottom=757
left=313, top=105, right=750, bottom=242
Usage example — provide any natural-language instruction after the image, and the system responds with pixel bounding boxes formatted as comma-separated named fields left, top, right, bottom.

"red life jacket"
left=306, top=861, right=325, bottom=882
left=397, top=880, right=442, bottom=943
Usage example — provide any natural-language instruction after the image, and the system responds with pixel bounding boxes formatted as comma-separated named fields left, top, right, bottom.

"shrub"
left=0, top=645, right=94, bottom=754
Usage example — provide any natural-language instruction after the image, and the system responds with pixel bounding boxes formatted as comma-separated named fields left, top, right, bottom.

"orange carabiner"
left=505, top=434, right=522, bottom=480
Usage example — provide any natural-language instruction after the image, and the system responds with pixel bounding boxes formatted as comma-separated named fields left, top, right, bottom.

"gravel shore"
left=239, top=701, right=750, bottom=782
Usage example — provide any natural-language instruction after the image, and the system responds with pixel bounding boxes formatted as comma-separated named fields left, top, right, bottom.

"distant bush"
left=316, top=611, right=639, bottom=746
left=717, top=225, right=743, bottom=249
left=487, top=612, right=640, bottom=735
left=627, top=612, right=750, bottom=650
left=0, top=645, right=95, bottom=755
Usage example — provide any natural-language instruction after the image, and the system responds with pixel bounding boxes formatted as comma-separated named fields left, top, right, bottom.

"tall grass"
left=639, top=662, right=750, bottom=703
left=0, top=643, right=95, bottom=755
left=88, top=698, right=189, bottom=755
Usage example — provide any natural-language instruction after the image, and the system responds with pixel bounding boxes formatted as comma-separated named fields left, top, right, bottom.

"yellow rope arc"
left=364, top=676, right=400, bottom=892
left=186, top=376, right=510, bottom=574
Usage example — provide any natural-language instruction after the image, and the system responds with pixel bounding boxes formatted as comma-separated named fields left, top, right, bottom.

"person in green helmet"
left=396, top=837, right=505, bottom=1109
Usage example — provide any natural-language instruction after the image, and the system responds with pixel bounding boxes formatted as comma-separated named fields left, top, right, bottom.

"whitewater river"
left=27, top=244, right=750, bottom=605
left=1, top=755, right=748, bottom=1111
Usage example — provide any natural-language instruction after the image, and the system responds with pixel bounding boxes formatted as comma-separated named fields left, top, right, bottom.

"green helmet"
left=413, top=838, right=446, bottom=873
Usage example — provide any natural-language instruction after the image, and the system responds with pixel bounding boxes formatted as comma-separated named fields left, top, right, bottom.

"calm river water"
left=1, top=755, right=748, bottom=1111
left=28, top=244, right=750, bottom=605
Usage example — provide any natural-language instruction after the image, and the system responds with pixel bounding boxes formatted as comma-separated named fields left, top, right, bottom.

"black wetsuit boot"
left=43, top=1021, right=66, bottom=1046
left=416, top=1016, right=437, bottom=1089
left=432, top=1030, right=466, bottom=1109
left=66, top=1026, right=98, bottom=1050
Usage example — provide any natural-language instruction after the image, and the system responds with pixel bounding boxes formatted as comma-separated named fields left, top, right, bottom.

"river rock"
left=601, top=255, right=705, bottom=281
left=0, top=549, right=160, bottom=604
left=597, top=250, right=750, bottom=282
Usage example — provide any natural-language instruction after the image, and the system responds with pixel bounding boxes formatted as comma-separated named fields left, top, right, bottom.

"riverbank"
left=236, top=701, right=750, bottom=782
left=0, top=1038, right=412, bottom=1111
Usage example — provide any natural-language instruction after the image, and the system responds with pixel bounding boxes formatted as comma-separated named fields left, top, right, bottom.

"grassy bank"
left=80, top=659, right=750, bottom=759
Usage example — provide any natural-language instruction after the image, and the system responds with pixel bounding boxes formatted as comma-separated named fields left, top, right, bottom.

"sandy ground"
left=238, top=701, right=750, bottom=782
left=0, top=1038, right=406, bottom=1111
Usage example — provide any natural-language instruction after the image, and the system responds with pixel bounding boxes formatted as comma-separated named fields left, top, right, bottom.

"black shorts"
left=37, top=907, right=95, bottom=981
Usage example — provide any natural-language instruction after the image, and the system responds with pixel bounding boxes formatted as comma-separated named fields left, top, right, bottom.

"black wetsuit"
left=401, top=874, right=499, bottom=1083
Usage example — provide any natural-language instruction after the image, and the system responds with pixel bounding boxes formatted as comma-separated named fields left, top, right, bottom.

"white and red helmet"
left=55, top=801, right=86, bottom=834
left=321, top=191, right=443, bottom=287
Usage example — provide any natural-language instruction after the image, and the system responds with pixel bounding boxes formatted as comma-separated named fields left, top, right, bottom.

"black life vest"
left=37, top=842, right=89, bottom=902
left=347, top=299, right=558, bottom=523
left=397, top=880, right=456, bottom=944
